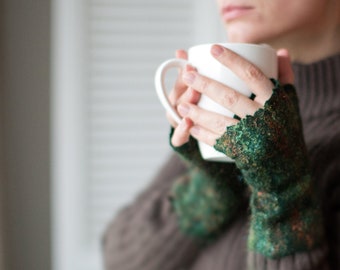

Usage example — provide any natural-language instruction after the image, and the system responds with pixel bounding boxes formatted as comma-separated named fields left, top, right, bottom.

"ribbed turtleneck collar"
left=292, top=53, right=340, bottom=121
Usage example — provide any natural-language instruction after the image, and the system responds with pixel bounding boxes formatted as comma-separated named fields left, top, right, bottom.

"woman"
left=103, top=0, right=340, bottom=269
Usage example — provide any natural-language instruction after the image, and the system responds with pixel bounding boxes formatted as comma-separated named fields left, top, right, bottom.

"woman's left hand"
left=177, top=45, right=294, bottom=146
left=181, top=46, right=324, bottom=259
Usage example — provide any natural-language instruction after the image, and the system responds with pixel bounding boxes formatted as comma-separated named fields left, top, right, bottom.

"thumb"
left=175, top=49, right=188, bottom=60
left=277, top=49, right=294, bottom=85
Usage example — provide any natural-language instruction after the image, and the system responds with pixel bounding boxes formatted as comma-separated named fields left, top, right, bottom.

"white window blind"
left=86, top=0, right=195, bottom=246
left=52, top=0, right=224, bottom=270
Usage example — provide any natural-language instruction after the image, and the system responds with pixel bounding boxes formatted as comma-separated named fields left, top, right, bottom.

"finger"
left=175, top=49, right=188, bottom=60
left=167, top=51, right=198, bottom=125
left=190, top=125, right=220, bottom=147
left=177, top=103, right=239, bottom=136
left=167, top=67, right=199, bottom=125
left=180, top=86, right=201, bottom=105
left=171, top=117, right=193, bottom=147
left=277, top=49, right=294, bottom=85
left=167, top=85, right=201, bottom=127
left=211, top=44, right=274, bottom=104
left=182, top=71, right=262, bottom=117
left=168, top=50, right=189, bottom=105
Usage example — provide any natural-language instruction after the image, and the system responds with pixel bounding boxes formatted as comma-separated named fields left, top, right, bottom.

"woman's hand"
left=177, top=45, right=294, bottom=147
left=178, top=46, right=324, bottom=259
left=167, top=50, right=201, bottom=147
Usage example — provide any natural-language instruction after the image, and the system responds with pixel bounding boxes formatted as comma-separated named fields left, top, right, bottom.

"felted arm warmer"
left=170, top=130, right=246, bottom=242
left=214, top=81, right=325, bottom=259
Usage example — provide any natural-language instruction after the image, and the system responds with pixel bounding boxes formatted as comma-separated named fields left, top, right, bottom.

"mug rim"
left=188, top=42, right=275, bottom=53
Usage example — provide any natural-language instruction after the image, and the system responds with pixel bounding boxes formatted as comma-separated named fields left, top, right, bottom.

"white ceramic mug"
left=155, top=43, right=278, bottom=162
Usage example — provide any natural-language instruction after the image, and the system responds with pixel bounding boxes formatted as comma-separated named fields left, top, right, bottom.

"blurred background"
left=0, top=0, right=225, bottom=269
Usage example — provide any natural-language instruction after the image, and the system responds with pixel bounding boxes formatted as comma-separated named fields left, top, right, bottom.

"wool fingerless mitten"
left=169, top=129, right=245, bottom=242
left=214, top=81, right=324, bottom=258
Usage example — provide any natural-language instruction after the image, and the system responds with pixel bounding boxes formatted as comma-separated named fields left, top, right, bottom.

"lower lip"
left=222, top=8, right=253, bottom=21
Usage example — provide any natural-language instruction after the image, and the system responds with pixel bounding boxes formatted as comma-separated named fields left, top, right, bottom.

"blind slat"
left=84, top=0, right=196, bottom=253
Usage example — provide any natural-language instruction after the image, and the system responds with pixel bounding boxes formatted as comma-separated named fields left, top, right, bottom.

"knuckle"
left=221, top=90, right=239, bottom=108
left=189, top=106, right=199, bottom=121
left=212, top=117, right=227, bottom=134
left=198, top=78, right=209, bottom=93
left=244, top=64, right=262, bottom=81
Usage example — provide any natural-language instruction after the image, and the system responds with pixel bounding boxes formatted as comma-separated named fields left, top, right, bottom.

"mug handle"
left=154, top=58, right=188, bottom=124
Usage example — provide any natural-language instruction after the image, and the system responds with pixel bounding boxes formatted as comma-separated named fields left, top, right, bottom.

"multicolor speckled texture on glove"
left=214, top=81, right=324, bottom=258
left=169, top=130, right=245, bottom=242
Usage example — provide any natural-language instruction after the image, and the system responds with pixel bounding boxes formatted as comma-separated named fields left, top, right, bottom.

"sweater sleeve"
left=102, top=154, right=202, bottom=270
left=247, top=246, right=330, bottom=270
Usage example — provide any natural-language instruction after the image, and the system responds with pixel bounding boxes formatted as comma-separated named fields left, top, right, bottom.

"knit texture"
left=214, top=80, right=324, bottom=258
left=170, top=130, right=245, bottom=241
left=103, top=54, right=340, bottom=270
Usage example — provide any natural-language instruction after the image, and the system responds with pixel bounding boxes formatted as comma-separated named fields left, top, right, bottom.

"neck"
left=291, top=54, right=340, bottom=150
left=269, top=29, right=340, bottom=64
left=292, top=53, right=340, bottom=123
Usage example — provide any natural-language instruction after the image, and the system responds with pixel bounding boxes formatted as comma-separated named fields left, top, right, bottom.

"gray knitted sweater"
left=102, top=54, right=340, bottom=270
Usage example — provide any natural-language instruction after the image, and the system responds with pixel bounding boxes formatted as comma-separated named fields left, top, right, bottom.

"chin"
left=227, top=32, right=262, bottom=44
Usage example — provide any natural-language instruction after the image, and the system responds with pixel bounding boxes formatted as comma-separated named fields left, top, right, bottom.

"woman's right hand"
left=168, top=50, right=200, bottom=147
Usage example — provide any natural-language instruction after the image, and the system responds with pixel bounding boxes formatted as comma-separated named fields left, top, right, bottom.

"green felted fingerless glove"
left=214, top=80, right=324, bottom=258
left=169, top=129, right=245, bottom=242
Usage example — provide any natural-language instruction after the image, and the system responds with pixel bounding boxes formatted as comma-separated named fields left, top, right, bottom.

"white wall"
left=2, top=0, right=51, bottom=269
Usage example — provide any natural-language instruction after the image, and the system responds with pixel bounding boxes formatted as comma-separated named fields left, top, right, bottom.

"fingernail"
left=211, top=45, right=224, bottom=57
left=183, top=72, right=196, bottom=84
left=186, top=64, right=196, bottom=72
left=178, top=104, right=190, bottom=117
